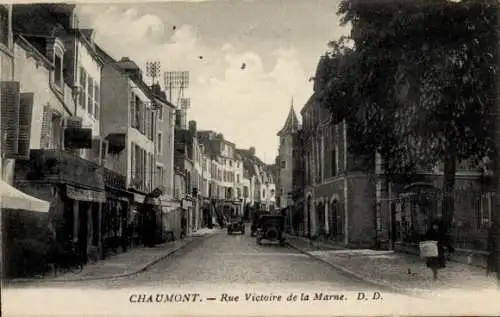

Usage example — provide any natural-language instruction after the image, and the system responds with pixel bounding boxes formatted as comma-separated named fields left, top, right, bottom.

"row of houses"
left=0, top=3, right=276, bottom=278
left=276, top=90, right=494, bottom=266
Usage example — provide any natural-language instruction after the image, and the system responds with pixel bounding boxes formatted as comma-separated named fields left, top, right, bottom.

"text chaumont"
left=129, top=293, right=201, bottom=303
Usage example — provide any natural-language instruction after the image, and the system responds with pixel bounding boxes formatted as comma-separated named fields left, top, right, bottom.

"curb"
left=6, top=232, right=218, bottom=284
left=285, top=237, right=433, bottom=299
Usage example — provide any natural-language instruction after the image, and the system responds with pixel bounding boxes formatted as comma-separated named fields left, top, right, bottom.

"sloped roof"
left=277, top=105, right=299, bottom=136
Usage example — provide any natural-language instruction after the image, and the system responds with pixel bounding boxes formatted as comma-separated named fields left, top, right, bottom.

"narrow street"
left=7, top=230, right=382, bottom=289
left=5, top=231, right=490, bottom=316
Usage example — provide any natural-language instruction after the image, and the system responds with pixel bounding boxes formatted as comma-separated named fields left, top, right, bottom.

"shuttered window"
left=130, top=92, right=136, bottom=128
left=40, top=104, right=53, bottom=149
left=141, top=101, right=146, bottom=134
left=141, top=148, right=146, bottom=189
left=150, top=110, right=155, bottom=141
left=94, top=83, right=100, bottom=120
left=17, top=93, right=34, bottom=159
left=1, top=81, right=20, bottom=157
left=87, top=76, right=94, bottom=115
left=130, top=142, right=136, bottom=181
left=145, top=108, right=151, bottom=139
left=54, top=55, right=63, bottom=88
left=79, top=67, right=86, bottom=109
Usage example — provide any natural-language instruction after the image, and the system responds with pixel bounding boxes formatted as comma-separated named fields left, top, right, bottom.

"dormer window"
left=49, top=38, right=66, bottom=91
left=54, top=55, right=62, bottom=86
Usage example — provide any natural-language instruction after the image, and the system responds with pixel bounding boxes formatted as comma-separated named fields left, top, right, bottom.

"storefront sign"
left=66, top=185, right=106, bottom=203
left=133, top=193, right=145, bottom=204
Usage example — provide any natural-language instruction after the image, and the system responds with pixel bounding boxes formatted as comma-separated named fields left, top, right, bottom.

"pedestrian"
left=486, top=221, right=497, bottom=276
left=181, top=214, right=187, bottom=239
left=422, top=219, right=454, bottom=280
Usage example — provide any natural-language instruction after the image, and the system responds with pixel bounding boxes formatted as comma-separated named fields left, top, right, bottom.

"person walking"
left=486, top=221, right=497, bottom=276
left=423, top=219, right=454, bottom=280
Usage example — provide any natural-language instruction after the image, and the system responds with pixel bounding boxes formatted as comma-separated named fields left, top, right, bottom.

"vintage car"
left=227, top=216, right=245, bottom=235
left=256, top=215, right=286, bottom=246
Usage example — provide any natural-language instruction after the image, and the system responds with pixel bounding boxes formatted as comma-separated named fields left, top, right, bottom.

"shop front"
left=14, top=149, right=106, bottom=265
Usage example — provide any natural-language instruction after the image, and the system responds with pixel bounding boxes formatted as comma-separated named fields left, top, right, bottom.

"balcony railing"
left=15, top=149, right=104, bottom=189
left=104, top=168, right=126, bottom=189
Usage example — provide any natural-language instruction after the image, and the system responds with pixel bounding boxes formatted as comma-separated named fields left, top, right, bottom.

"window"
left=157, top=132, right=163, bottom=153
left=79, top=67, right=86, bottom=109
left=156, top=166, right=163, bottom=186
left=130, top=142, right=136, bottom=180
left=94, top=83, right=100, bottom=120
left=158, top=104, right=163, bottom=121
left=262, top=189, right=266, bottom=198
left=87, top=76, right=94, bottom=115
left=281, top=160, right=286, bottom=168
left=229, top=160, right=232, bottom=167
left=135, top=96, right=141, bottom=130
left=146, top=108, right=151, bottom=139
left=237, top=174, right=240, bottom=183
left=54, top=55, right=63, bottom=88
left=150, top=110, right=155, bottom=140
left=0, top=6, right=8, bottom=46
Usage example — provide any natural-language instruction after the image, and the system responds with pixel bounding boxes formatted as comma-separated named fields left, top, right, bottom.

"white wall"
left=77, top=41, right=101, bottom=137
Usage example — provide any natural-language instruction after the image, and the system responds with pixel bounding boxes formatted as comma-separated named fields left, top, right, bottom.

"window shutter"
left=17, top=92, right=34, bottom=159
left=40, top=104, right=53, bottom=149
left=1, top=81, right=21, bottom=157
left=146, top=108, right=151, bottom=139
left=141, top=102, right=146, bottom=134
left=130, top=92, right=135, bottom=128
left=130, top=142, right=136, bottom=181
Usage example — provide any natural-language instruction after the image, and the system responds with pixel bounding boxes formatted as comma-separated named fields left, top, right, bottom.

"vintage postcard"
left=1, top=0, right=500, bottom=316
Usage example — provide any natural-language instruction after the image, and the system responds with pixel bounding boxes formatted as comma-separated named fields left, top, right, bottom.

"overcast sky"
left=77, top=0, right=349, bottom=164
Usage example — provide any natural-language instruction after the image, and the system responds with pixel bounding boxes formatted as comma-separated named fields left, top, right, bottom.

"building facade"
left=299, top=92, right=377, bottom=248
left=10, top=4, right=109, bottom=266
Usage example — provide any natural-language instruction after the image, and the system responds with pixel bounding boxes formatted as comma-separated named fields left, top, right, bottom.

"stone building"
left=299, top=92, right=376, bottom=248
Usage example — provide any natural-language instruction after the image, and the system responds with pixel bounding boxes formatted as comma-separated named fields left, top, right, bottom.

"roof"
left=95, top=44, right=174, bottom=107
left=277, top=104, right=299, bottom=136
left=300, top=93, right=317, bottom=115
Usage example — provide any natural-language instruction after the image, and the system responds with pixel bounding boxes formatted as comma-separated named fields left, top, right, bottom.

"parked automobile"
left=227, top=216, right=245, bottom=235
left=256, top=215, right=285, bottom=246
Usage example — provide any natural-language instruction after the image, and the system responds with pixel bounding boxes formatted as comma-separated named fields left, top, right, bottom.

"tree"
left=320, top=0, right=498, bottom=229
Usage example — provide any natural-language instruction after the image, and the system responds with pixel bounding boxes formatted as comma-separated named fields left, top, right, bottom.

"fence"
left=377, top=189, right=494, bottom=251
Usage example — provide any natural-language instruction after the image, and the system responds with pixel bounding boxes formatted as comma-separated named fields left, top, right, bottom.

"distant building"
left=277, top=102, right=300, bottom=210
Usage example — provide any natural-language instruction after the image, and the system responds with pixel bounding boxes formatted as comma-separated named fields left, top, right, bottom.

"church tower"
left=277, top=98, right=299, bottom=209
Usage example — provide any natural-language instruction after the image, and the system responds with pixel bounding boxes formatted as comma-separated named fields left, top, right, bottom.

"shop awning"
left=0, top=180, right=50, bottom=213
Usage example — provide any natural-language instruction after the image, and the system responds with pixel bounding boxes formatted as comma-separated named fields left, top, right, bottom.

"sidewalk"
left=285, top=234, right=499, bottom=297
left=8, top=229, right=220, bottom=284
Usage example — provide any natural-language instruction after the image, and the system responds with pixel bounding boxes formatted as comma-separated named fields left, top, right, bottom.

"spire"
left=277, top=97, right=299, bottom=136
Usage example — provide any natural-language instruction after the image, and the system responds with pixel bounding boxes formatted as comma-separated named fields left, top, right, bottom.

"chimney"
left=188, top=120, right=197, bottom=136
left=176, top=109, right=186, bottom=130
left=249, top=147, right=256, bottom=156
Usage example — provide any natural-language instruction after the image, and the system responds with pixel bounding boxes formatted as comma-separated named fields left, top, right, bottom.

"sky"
left=76, top=0, right=349, bottom=164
